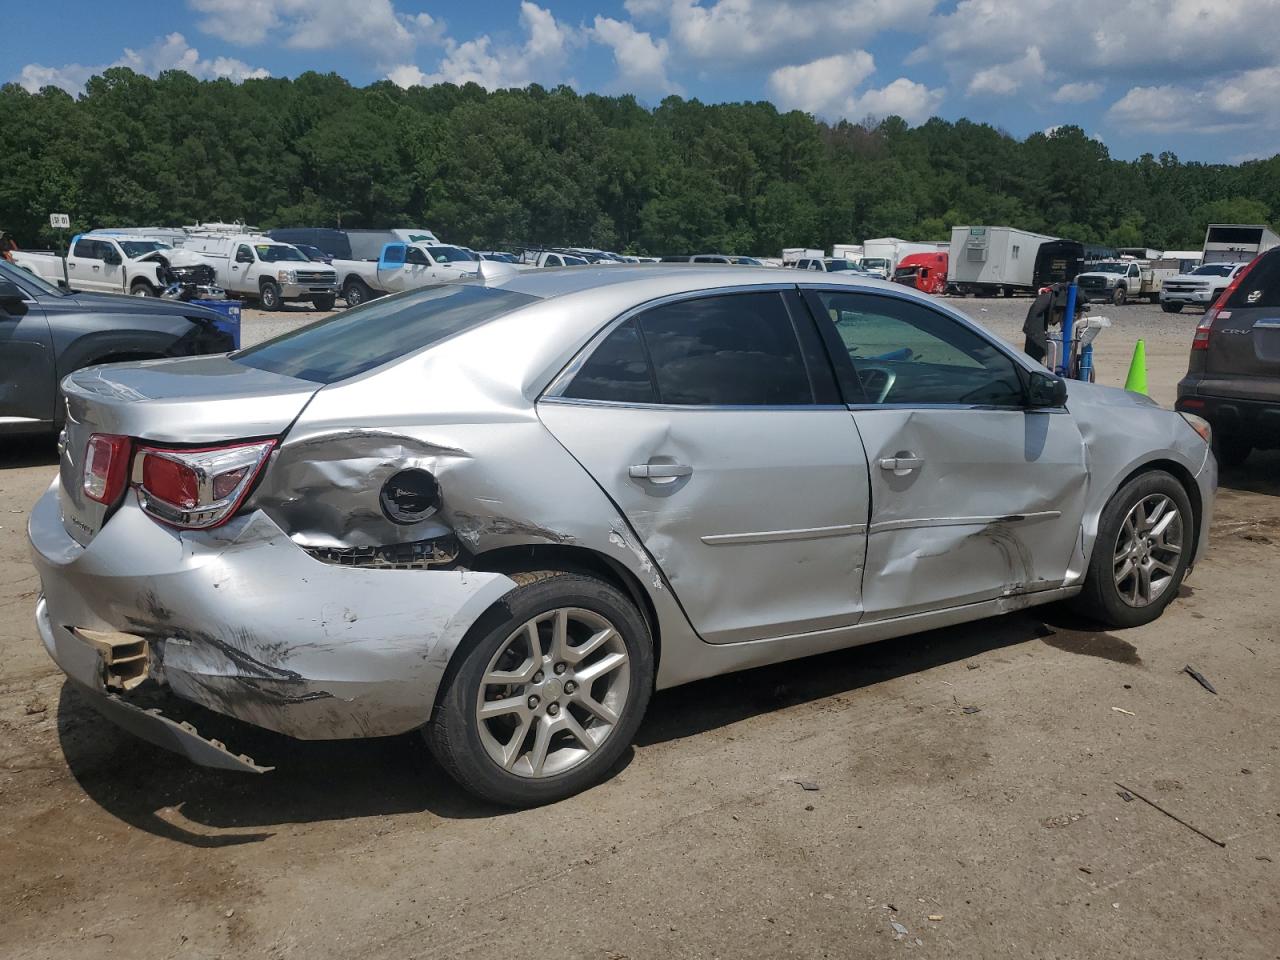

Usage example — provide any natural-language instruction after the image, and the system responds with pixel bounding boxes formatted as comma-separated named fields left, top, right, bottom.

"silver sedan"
left=29, top=266, right=1216, bottom=805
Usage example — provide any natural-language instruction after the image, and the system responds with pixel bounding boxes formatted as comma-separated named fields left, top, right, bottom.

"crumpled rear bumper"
left=29, top=480, right=516, bottom=750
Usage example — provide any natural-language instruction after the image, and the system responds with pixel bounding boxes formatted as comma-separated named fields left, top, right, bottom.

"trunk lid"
left=59, top=355, right=320, bottom=545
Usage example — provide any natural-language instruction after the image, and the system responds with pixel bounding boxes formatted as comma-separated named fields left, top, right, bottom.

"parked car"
left=12, top=234, right=174, bottom=297
left=185, top=233, right=337, bottom=311
left=30, top=266, right=1214, bottom=806
left=794, top=257, right=865, bottom=273
left=333, top=243, right=513, bottom=306
left=0, top=259, right=232, bottom=436
left=267, top=227, right=442, bottom=262
left=661, top=254, right=762, bottom=264
left=1160, top=262, right=1248, bottom=313
left=294, top=243, right=334, bottom=265
left=1177, top=248, right=1280, bottom=465
left=524, top=251, right=589, bottom=269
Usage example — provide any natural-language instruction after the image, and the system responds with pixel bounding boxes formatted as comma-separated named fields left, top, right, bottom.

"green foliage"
left=1, top=69, right=1276, bottom=255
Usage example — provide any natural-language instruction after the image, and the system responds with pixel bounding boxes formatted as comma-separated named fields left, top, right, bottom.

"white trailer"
left=781, top=247, right=823, bottom=265
left=859, top=238, right=941, bottom=278
left=831, top=243, right=863, bottom=261
left=1202, top=224, right=1280, bottom=265
left=948, top=226, right=1057, bottom=295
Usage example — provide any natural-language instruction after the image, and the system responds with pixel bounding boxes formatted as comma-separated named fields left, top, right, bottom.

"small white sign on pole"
left=49, top=213, right=71, bottom=229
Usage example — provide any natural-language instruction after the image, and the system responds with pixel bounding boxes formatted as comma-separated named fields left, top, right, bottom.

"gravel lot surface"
left=1, top=292, right=1276, bottom=960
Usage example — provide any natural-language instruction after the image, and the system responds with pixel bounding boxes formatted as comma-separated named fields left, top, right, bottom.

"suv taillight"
left=133, top=440, right=275, bottom=529
left=83, top=434, right=132, bottom=505
left=1194, top=258, right=1261, bottom=350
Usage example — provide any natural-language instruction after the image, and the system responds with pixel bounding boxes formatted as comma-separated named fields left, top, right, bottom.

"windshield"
left=119, top=240, right=170, bottom=257
left=828, top=260, right=862, bottom=272
left=0, top=258, right=68, bottom=297
left=562, top=255, right=588, bottom=266
left=861, top=258, right=889, bottom=270
left=732, top=256, right=762, bottom=265
left=235, top=284, right=539, bottom=383
left=255, top=244, right=308, bottom=263
left=1192, top=264, right=1236, bottom=277
left=1091, top=262, right=1128, bottom=274
left=426, top=245, right=477, bottom=264
left=482, top=253, right=518, bottom=263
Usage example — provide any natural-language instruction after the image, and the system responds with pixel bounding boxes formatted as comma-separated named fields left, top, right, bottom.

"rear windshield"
left=233, top=283, right=538, bottom=383
left=1227, top=253, right=1280, bottom=309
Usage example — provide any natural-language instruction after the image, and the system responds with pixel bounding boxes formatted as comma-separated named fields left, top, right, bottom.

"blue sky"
left=9, top=1, right=1279, bottom=163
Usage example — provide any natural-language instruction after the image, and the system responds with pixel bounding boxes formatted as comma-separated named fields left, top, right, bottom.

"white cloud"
left=590, top=16, right=680, bottom=95
left=1052, top=81, right=1104, bottom=103
left=189, top=0, right=444, bottom=59
left=966, top=45, right=1044, bottom=97
left=18, top=32, right=267, bottom=94
left=915, top=0, right=1280, bottom=98
left=1106, top=66, right=1280, bottom=134
left=768, top=53, right=941, bottom=124
left=626, top=0, right=937, bottom=67
left=387, top=3, right=577, bottom=90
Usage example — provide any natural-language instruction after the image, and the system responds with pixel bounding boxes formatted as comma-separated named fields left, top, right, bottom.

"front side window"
left=426, top=245, right=476, bottom=263
left=812, top=291, right=1024, bottom=407
left=405, top=247, right=429, bottom=266
left=236, top=245, right=253, bottom=263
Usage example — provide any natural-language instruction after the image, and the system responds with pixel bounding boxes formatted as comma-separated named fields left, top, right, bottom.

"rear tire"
left=1071, top=470, right=1193, bottom=628
left=343, top=278, right=372, bottom=308
left=426, top=570, right=654, bottom=807
left=1212, top=432, right=1252, bottom=468
left=1161, top=301, right=1182, bottom=313
left=259, top=280, right=282, bottom=311
left=311, top=294, right=336, bottom=311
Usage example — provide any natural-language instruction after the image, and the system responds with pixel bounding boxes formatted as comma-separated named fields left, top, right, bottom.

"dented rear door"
left=539, top=288, right=871, bottom=645
left=803, top=287, right=1088, bottom=619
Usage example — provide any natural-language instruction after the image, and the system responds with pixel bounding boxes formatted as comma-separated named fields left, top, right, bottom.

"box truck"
left=1201, top=224, right=1280, bottom=265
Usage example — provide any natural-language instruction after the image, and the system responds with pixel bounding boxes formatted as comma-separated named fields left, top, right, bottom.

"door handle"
left=629, top=463, right=693, bottom=482
left=879, top=455, right=923, bottom=472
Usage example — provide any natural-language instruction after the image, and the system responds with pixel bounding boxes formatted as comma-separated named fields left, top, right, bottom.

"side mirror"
left=1027, top=371, right=1068, bottom=408
left=0, top=279, right=26, bottom=303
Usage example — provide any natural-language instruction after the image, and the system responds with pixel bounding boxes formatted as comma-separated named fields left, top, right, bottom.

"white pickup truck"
left=1075, top=260, right=1175, bottom=305
left=12, top=235, right=176, bottom=296
left=1159, top=262, right=1248, bottom=313
left=334, top=242, right=511, bottom=306
left=185, top=233, right=337, bottom=310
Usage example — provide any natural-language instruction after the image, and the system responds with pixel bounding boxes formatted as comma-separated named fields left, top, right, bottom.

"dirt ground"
left=1, top=296, right=1277, bottom=960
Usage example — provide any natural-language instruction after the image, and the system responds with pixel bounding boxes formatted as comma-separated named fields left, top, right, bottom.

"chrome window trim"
left=542, top=282, right=808, bottom=402
left=539, top=396, right=848, bottom=413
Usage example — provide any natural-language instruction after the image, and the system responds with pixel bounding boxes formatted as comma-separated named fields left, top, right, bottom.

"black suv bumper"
left=1176, top=387, right=1280, bottom=445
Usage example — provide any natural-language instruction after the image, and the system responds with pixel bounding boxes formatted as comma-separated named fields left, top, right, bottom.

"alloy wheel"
left=475, top=607, right=630, bottom=779
left=1112, top=494, right=1183, bottom=607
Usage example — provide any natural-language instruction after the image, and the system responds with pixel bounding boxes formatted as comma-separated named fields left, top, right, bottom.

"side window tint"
left=1228, top=252, right=1280, bottom=308
left=814, top=292, right=1024, bottom=406
left=72, top=238, right=93, bottom=258
left=638, top=292, right=813, bottom=405
left=562, top=319, right=657, bottom=404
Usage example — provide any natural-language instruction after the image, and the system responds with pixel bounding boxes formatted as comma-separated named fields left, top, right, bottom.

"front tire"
left=1112, top=286, right=1127, bottom=306
left=1161, top=301, right=1183, bottom=313
left=130, top=281, right=157, bottom=297
left=311, top=294, right=336, bottom=311
left=1072, top=470, right=1193, bottom=628
left=259, top=280, right=282, bottom=311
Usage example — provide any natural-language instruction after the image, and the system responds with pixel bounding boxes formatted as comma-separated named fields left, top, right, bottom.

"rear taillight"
left=83, top=434, right=132, bottom=505
left=1194, top=258, right=1261, bottom=350
left=133, top=440, right=275, bottom=529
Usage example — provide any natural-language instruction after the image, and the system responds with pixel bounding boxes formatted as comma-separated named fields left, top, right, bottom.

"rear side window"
left=1227, top=253, right=1280, bottom=308
left=561, top=292, right=814, bottom=406
left=234, top=284, right=538, bottom=383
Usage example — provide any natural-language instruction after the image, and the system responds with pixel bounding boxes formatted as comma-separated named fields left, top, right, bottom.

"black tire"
left=426, top=570, right=654, bottom=807
left=311, top=294, right=336, bottom=311
left=130, top=281, right=157, bottom=297
left=1112, top=286, right=1127, bottom=306
left=343, top=278, right=372, bottom=307
left=259, top=280, right=282, bottom=311
left=1071, top=470, right=1194, bottom=628
left=1212, top=432, right=1251, bottom=468
left=1161, top=301, right=1183, bottom=313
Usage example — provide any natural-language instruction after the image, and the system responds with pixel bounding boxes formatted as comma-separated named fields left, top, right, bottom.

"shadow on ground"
left=57, top=605, right=1128, bottom=844
left=0, top=435, right=58, bottom=470
left=1217, top=449, right=1280, bottom=497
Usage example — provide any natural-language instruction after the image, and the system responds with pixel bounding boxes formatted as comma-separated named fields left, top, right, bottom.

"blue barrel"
left=192, top=300, right=242, bottom=349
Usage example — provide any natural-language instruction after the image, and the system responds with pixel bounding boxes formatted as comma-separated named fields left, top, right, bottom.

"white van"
left=186, top=234, right=337, bottom=310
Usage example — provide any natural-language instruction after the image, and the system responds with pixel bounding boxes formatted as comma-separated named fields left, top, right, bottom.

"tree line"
left=2, top=68, right=1277, bottom=256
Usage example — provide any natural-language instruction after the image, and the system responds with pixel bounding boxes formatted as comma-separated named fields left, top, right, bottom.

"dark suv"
left=1177, top=247, right=1280, bottom=466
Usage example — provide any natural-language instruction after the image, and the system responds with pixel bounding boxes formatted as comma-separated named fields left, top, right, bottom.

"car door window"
left=405, top=247, right=429, bottom=266
left=811, top=290, right=1024, bottom=407
left=560, top=319, right=658, bottom=404
left=236, top=245, right=254, bottom=263
left=72, top=238, right=96, bottom=259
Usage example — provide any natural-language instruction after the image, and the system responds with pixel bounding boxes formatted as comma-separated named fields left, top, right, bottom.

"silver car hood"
left=58, top=355, right=320, bottom=546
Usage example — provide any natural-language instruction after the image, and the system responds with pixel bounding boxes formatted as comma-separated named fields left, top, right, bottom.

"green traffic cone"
left=1124, top=339, right=1148, bottom=395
